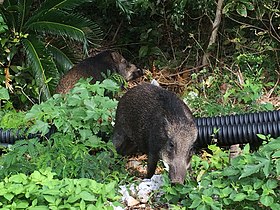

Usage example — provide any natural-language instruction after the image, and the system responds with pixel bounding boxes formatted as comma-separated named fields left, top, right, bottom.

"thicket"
left=0, top=0, right=280, bottom=209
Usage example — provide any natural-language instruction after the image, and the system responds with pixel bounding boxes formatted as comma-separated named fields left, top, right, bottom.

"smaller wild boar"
left=112, top=83, right=198, bottom=184
left=55, top=50, right=143, bottom=94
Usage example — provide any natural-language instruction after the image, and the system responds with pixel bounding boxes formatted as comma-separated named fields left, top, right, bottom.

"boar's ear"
left=111, top=51, right=123, bottom=63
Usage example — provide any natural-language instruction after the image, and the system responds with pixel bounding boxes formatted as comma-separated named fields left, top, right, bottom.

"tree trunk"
left=202, top=0, right=224, bottom=66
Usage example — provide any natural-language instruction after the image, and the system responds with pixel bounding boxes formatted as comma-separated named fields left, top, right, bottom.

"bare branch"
left=202, top=0, right=224, bottom=66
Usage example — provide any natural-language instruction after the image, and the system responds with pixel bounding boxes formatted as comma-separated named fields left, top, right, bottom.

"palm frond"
left=28, top=21, right=88, bottom=44
left=39, top=0, right=94, bottom=12
left=1, top=0, right=19, bottom=31
left=22, top=36, right=60, bottom=100
left=17, top=0, right=32, bottom=31
left=27, top=10, right=103, bottom=39
left=46, top=44, right=74, bottom=74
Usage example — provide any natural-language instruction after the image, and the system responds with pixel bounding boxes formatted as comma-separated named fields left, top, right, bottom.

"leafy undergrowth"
left=161, top=136, right=280, bottom=210
left=0, top=79, right=128, bottom=182
left=0, top=168, right=121, bottom=209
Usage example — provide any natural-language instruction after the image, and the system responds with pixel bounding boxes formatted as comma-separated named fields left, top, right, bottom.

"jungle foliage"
left=0, top=0, right=279, bottom=209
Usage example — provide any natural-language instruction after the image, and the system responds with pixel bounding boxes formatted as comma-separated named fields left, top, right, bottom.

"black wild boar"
left=112, top=83, right=198, bottom=184
left=55, top=50, right=143, bottom=94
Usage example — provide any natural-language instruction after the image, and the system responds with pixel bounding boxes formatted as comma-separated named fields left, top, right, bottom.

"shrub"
left=0, top=168, right=122, bottom=209
left=162, top=136, right=280, bottom=209
left=0, top=79, right=127, bottom=182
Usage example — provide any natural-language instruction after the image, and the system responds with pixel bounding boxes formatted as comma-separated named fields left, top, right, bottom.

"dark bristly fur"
left=112, top=83, right=198, bottom=184
left=55, top=50, right=143, bottom=94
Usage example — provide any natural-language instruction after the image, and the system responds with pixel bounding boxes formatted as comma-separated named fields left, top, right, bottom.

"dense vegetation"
left=0, top=0, right=279, bottom=209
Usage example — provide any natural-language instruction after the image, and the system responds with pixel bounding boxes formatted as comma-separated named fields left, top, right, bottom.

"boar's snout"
left=168, top=158, right=191, bottom=184
left=125, top=65, right=144, bottom=81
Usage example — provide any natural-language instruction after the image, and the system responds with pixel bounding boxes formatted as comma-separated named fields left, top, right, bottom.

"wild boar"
left=112, top=83, right=198, bottom=184
left=55, top=50, right=143, bottom=94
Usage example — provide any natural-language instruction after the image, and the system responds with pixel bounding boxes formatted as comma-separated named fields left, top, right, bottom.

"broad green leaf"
left=260, top=195, right=274, bottom=207
left=0, top=87, right=10, bottom=100
left=43, top=195, right=58, bottom=204
left=236, top=3, right=247, bottom=17
left=3, top=193, right=14, bottom=201
left=197, top=204, right=209, bottom=210
left=16, top=201, right=29, bottom=208
left=220, top=187, right=233, bottom=198
left=67, top=195, right=80, bottom=204
left=202, top=195, right=213, bottom=204
left=271, top=203, right=280, bottom=210
left=222, top=167, right=239, bottom=176
left=239, top=165, right=260, bottom=179
left=189, top=198, right=202, bottom=209
left=233, top=193, right=246, bottom=201
left=266, top=179, right=278, bottom=189
left=8, top=173, right=27, bottom=184
left=79, top=191, right=96, bottom=202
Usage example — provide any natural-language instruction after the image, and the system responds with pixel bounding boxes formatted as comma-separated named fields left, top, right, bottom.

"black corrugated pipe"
left=196, top=110, right=280, bottom=126
left=195, top=110, right=280, bottom=148
left=0, top=110, right=280, bottom=147
left=0, top=126, right=55, bottom=145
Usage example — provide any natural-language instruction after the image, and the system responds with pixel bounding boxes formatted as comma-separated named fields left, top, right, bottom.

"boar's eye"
left=121, top=58, right=128, bottom=64
left=188, top=147, right=196, bottom=157
left=168, top=141, right=175, bottom=151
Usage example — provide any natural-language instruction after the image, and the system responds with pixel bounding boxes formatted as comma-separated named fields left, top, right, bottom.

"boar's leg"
left=113, top=131, right=138, bottom=155
left=147, top=153, right=159, bottom=178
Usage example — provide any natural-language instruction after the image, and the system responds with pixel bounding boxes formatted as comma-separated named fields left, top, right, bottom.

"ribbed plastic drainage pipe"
left=195, top=110, right=280, bottom=147
left=196, top=110, right=280, bottom=126
left=0, top=110, right=280, bottom=147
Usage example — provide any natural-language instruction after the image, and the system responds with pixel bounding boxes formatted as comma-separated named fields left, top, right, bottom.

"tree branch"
left=202, top=0, right=224, bottom=66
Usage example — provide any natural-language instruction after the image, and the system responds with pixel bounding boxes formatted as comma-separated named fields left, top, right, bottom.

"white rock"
left=151, top=79, right=160, bottom=87
left=127, top=195, right=140, bottom=207
left=119, top=175, right=165, bottom=205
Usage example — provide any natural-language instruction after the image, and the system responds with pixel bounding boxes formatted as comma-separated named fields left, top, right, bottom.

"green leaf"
left=239, top=165, right=260, bottom=179
left=79, top=191, right=96, bottom=201
left=202, top=195, right=213, bottom=204
left=236, top=3, right=247, bottom=17
left=44, top=195, right=55, bottom=203
left=67, top=195, right=80, bottom=204
left=8, top=173, right=28, bottom=184
left=276, top=159, right=280, bottom=175
left=222, top=167, right=239, bottom=176
left=271, top=203, right=280, bottom=210
left=272, top=150, right=280, bottom=158
left=16, top=201, right=29, bottom=208
left=257, top=134, right=267, bottom=140
left=4, top=193, right=14, bottom=201
left=80, top=199, right=86, bottom=210
left=266, top=179, right=278, bottom=190
left=0, top=87, right=10, bottom=100
left=197, top=204, right=209, bottom=210
left=189, top=198, right=201, bottom=208
left=260, top=195, right=274, bottom=207
left=223, top=2, right=234, bottom=14
left=233, top=193, right=246, bottom=201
